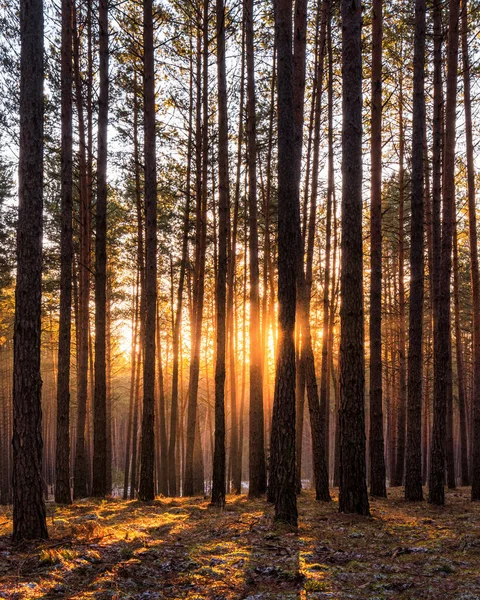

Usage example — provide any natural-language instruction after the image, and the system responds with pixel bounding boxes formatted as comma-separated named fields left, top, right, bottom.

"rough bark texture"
left=369, top=0, right=386, bottom=498
left=211, top=0, right=229, bottom=508
left=73, top=3, right=91, bottom=500
left=269, top=0, right=299, bottom=526
left=429, top=0, right=459, bottom=506
left=55, top=0, right=73, bottom=506
left=245, top=0, right=266, bottom=499
left=13, top=0, right=48, bottom=542
left=453, top=218, right=469, bottom=486
left=404, top=0, right=426, bottom=503
left=296, top=0, right=330, bottom=503
left=393, top=66, right=407, bottom=488
left=168, top=35, right=193, bottom=498
left=92, top=0, right=109, bottom=498
left=338, top=0, right=369, bottom=516
left=138, top=0, right=157, bottom=502
left=463, top=0, right=480, bottom=500
left=184, top=9, right=207, bottom=497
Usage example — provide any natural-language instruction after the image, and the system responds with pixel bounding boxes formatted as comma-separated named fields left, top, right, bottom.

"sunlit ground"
left=1, top=488, right=480, bottom=599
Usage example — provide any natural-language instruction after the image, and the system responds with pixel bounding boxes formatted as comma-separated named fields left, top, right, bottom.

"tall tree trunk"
left=138, top=0, right=157, bottom=502
left=453, top=217, right=469, bottom=486
left=12, top=0, right=48, bottom=541
left=463, top=0, right=480, bottom=498
left=168, top=31, right=193, bottom=498
left=429, top=0, right=459, bottom=506
left=55, top=0, right=73, bottom=506
left=73, top=2, right=91, bottom=499
left=393, top=59, right=407, bottom=487
left=369, top=0, right=386, bottom=498
left=404, top=0, right=426, bottom=502
left=228, top=15, right=245, bottom=495
left=338, top=0, right=369, bottom=516
left=211, top=0, right=229, bottom=507
left=123, top=275, right=139, bottom=499
left=184, top=3, right=208, bottom=497
left=297, top=0, right=330, bottom=503
left=156, top=308, right=168, bottom=496
left=293, top=0, right=311, bottom=476
left=269, top=0, right=299, bottom=526
left=92, top=0, right=109, bottom=498
left=245, top=0, right=266, bottom=499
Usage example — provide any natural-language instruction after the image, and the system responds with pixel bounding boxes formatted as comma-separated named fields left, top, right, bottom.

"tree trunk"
left=184, top=4, right=208, bottom=497
left=453, top=216, right=469, bottom=486
left=393, top=60, right=407, bottom=487
left=123, top=275, right=139, bottom=499
left=55, top=0, right=73, bottom=506
left=245, top=0, right=266, bottom=499
left=338, top=0, right=369, bottom=516
left=228, top=16, right=245, bottom=495
left=369, top=0, right=386, bottom=498
left=211, top=0, right=229, bottom=507
left=12, top=0, right=48, bottom=541
left=404, top=0, right=426, bottom=502
left=462, top=0, right=480, bottom=498
left=72, top=1, right=92, bottom=499
left=92, top=0, right=108, bottom=498
left=269, top=0, right=299, bottom=526
left=138, top=0, right=157, bottom=502
left=429, top=0, right=459, bottom=506
left=168, top=31, right=193, bottom=498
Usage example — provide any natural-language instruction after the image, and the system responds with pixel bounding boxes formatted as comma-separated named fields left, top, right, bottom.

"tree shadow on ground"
left=0, top=488, right=480, bottom=599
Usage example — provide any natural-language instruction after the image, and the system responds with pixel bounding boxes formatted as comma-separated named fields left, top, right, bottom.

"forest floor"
left=0, top=487, right=479, bottom=599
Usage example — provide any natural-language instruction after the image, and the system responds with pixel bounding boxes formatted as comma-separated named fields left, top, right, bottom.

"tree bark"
left=138, top=0, right=157, bottom=502
left=184, top=4, right=208, bottom=497
left=338, top=0, right=369, bottom=516
left=268, top=0, right=299, bottom=526
left=12, top=0, right=48, bottom=541
left=453, top=216, right=469, bottom=486
left=404, top=0, right=426, bottom=502
left=393, top=60, right=407, bottom=487
left=211, top=0, right=229, bottom=507
left=245, top=0, right=266, bottom=499
left=55, top=0, right=73, bottom=506
left=462, top=0, right=480, bottom=498
left=369, top=0, right=386, bottom=498
left=429, top=0, right=460, bottom=506
left=92, top=0, right=109, bottom=498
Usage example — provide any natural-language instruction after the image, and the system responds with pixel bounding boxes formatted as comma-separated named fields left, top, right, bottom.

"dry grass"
left=0, top=487, right=479, bottom=599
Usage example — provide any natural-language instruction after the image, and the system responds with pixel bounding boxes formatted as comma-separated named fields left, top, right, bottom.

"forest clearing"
left=1, top=488, right=480, bottom=599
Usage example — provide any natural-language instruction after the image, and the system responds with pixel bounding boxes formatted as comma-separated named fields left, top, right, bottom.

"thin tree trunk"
left=453, top=216, right=469, bottom=486
left=156, top=308, right=168, bottom=496
left=462, top=0, right=480, bottom=498
left=55, top=0, right=74, bottom=506
left=139, top=0, right=157, bottom=502
left=184, top=3, right=208, bottom=497
left=123, top=276, right=139, bottom=499
left=429, top=0, right=460, bottom=506
left=228, top=15, right=244, bottom=495
left=211, top=0, right=229, bottom=507
left=405, top=0, right=426, bottom=502
left=92, top=0, right=109, bottom=498
left=245, top=0, right=266, bottom=499
left=168, top=31, right=193, bottom=498
left=393, top=59, right=407, bottom=487
left=369, top=0, right=386, bottom=498
left=73, top=2, right=91, bottom=499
